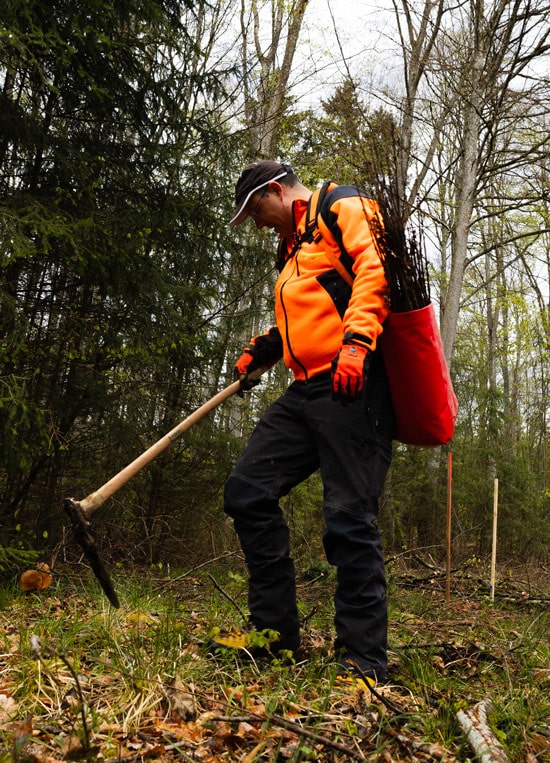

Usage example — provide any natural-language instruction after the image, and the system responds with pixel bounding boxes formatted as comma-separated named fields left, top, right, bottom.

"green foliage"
left=0, top=0, right=241, bottom=547
left=0, top=374, right=52, bottom=477
left=0, top=545, right=39, bottom=574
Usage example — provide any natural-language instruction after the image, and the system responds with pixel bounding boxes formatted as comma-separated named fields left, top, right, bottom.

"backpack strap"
left=277, top=180, right=333, bottom=271
left=310, top=183, right=359, bottom=288
left=277, top=182, right=378, bottom=288
left=321, top=236, right=355, bottom=288
left=303, top=180, right=332, bottom=245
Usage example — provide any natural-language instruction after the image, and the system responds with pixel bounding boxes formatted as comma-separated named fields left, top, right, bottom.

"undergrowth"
left=0, top=558, right=548, bottom=761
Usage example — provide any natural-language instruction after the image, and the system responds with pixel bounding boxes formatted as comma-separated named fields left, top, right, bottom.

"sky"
left=290, top=0, right=401, bottom=108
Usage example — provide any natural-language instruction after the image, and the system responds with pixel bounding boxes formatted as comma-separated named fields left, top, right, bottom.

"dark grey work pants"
left=224, top=374, right=392, bottom=680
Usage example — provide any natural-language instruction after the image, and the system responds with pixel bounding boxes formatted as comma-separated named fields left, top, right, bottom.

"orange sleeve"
left=321, top=195, right=389, bottom=351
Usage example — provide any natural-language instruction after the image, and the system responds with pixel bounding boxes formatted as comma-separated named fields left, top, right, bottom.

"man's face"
left=247, top=182, right=294, bottom=237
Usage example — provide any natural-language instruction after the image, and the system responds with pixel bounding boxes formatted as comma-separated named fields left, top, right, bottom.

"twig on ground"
left=206, top=572, right=247, bottom=621
left=299, top=605, right=318, bottom=628
left=155, top=551, right=241, bottom=588
left=212, top=713, right=365, bottom=760
left=396, top=640, right=457, bottom=651
left=389, top=729, right=452, bottom=760
left=30, top=635, right=93, bottom=753
left=349, top=662, right=404, bottom=715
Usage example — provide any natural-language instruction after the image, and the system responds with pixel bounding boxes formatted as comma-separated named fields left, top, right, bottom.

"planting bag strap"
left=307, top=184, right=355, bottom=286
left=324, top=246, right=354, bottom=287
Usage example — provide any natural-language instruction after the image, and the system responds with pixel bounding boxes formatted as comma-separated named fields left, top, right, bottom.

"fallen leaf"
left=0, top=693, right=17, bottom=724
left=12, top=717, right=33, bottom=760
left=163, top=676, right=196, bottom=722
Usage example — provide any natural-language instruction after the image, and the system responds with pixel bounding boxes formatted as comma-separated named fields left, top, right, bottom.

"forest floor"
left=0, top=555, right=549, bottom=762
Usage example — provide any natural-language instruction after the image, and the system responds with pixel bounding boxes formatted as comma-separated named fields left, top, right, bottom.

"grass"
left=0, top=557, right=549, bottom=761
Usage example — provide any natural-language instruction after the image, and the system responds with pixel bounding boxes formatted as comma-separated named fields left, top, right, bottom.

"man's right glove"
left=331, top=342, right=371, bottom=403
left=233, top=326, right=284, bottom=395
left=234, top=350, right=262, bottom=392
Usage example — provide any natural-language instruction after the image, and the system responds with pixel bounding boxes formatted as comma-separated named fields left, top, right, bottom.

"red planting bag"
left=379, top=303, right=458, bottom=446
left=307, top=183, right=457, bottom=447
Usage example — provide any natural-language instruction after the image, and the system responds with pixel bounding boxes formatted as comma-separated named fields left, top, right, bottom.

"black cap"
left=230, top=160, right=293, bottom=225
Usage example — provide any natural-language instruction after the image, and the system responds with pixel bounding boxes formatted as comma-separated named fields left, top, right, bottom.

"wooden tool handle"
left=79, top=379, right=242, bottom=515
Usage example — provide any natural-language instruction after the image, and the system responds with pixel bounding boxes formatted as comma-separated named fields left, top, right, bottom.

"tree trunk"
left=240, top=0, right=309, bottom=157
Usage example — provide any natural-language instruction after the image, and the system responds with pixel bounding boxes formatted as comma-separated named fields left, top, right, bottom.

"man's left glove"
left=331, top=343, right=371, bottom=402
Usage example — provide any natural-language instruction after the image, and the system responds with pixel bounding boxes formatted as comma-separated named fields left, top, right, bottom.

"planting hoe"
left=64, top=372, right=261, bottom=608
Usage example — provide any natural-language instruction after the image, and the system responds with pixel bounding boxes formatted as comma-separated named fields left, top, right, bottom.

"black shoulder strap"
left=303, top=180, right=332, bottom=244
left=276, top=181, right=332, bottom=271
left=276, top=182, right=365, bottom=279
left=317, top=184, right=370, bottom=286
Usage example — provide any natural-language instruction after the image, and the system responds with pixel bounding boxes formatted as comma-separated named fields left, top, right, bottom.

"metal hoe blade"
left=64, top=498, right=120, bottom=608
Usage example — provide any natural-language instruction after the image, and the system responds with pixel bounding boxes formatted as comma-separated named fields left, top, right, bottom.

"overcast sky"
left=292, top=0, right=400, bottom=107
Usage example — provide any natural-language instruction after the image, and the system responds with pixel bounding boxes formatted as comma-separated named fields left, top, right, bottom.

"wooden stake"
left=490, top=478, right=498, bottom=603
left=446, top=450, right=453, bottom=606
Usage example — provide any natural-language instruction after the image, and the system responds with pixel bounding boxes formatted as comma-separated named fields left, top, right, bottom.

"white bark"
left=457, top=699, right=511, bottom=763
left=240, top=0, right=309, bottom=156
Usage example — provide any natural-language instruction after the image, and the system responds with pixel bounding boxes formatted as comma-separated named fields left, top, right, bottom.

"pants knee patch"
left=224, top=472, right=276, bottom=519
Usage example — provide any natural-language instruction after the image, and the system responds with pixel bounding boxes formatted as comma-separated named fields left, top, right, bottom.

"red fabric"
left=380, top=303, right=458, bottom=446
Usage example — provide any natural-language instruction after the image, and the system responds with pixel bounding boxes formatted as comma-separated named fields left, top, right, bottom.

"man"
left=213, top=160, right=395, bottom=686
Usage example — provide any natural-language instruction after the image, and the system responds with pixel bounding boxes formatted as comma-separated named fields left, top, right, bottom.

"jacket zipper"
left=280, top=252, right=309, bottom=381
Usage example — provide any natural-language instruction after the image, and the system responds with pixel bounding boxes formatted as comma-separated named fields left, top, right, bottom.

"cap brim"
left=229, top=204, right=249, bottom=226
left=229, top=170, right=288, bottom=226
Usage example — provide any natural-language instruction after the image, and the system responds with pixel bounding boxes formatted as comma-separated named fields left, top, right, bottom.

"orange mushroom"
left=20, top=562, right=53, bottom=592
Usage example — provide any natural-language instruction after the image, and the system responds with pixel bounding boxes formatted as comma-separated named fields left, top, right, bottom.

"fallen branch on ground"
left=212, top=713, right=365, bottom=760
left=457, top=699, right=510, bottom=763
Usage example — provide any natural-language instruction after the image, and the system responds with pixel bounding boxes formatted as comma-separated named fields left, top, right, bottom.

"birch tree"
left=214, top=0, right=312, bottom=437
left=239, top=0, right=310, bottom=157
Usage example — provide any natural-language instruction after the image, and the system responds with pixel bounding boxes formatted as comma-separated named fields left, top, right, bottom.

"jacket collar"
left=275, top=196, right=310, bottom=271
left=291, top=197, right=309, bottom=236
